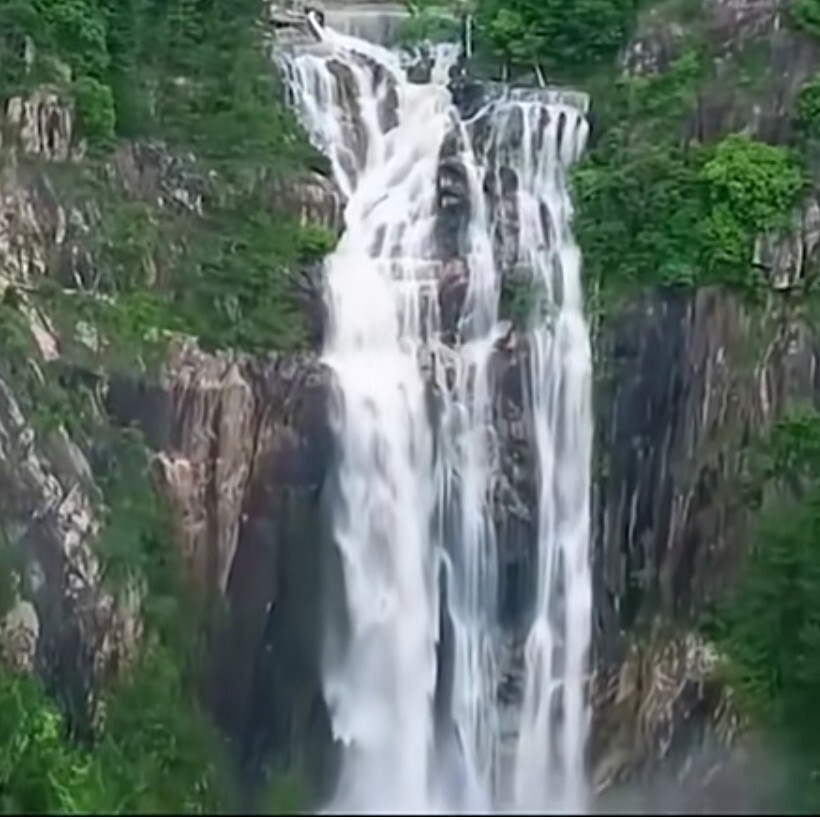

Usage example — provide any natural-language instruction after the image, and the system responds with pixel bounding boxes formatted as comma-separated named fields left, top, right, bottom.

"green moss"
left=499, top=277, right=545, bottom=328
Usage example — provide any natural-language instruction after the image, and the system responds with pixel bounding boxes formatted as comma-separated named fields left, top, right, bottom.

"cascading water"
left=279, top=18, right=592, bottom=815
left=492, top=99, right=593, bottom=815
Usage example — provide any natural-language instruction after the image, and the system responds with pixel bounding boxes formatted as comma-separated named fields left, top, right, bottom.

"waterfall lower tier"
left=280, top=24, right=592, bottom=815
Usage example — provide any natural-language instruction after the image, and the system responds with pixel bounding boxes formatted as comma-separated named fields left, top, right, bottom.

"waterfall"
left=279, top=21, right=592, bottom=816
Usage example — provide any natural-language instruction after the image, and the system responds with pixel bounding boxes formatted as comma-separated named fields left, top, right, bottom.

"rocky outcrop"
left=590, top=284, right=819, bottom=804
left=106, top=340, right=337, bottom=796
left=589, top=631, right=774, bottom=814
left=623, top=0, right=820, bottom=145
left=754, top=196, right=820, bottom=290
left=594, top=286, right=818, bottom=652
left=0, top=370, right=141, bottom=723
left=2, top=88, right=79, bottom=162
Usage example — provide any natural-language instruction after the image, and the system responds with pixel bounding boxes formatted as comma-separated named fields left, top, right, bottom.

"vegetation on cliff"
left=573, top=44, right=806, bottom=308
left=710, top=408, right=820, bottom=813
left=2, top=0, right=333, bottom=356
left=399, top=0, right=638, bottom=79
left=474, top=0, right=637, bottom=77
left=0, top=0, right=330, bottom=813
left=575, top=2, right=820, bottom=812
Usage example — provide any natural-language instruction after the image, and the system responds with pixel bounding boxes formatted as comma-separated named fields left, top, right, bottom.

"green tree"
left=700, top=134, right=803, bottom=280
left=475, top=0, right=637, bottom=77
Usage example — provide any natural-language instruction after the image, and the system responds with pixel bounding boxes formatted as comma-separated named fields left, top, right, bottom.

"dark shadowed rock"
left=106, top=340, right=336, bottom=798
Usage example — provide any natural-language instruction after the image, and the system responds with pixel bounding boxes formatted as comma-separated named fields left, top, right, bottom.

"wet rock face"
left=437, top=257, right=469, bottom=342
left=592, top=287, right=820, bottom=660
left=325, top=58, right=369, bottom=183
left=435, top=129, right=471, bottom=262
left=587, top=284, right=820, bottom=805
left=106, top=342, right=336, bottom=795
left=490, top=338, right=538, bottom=631
left=323, top=53, right=400, bottom=188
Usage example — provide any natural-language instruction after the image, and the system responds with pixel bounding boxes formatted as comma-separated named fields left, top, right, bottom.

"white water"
left=280, top=22, right=592, bottom=816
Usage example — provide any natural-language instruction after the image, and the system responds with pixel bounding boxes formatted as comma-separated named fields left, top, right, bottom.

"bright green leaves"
left=0, top=659, right=228, bottom=815
left=700, top=135, right=804, bottom=282
left=0, top=674, right=96, bottom=815
left=575, top=143, right=706, bottom=290
left=37, top=0, right=109, bottom=78
left=701, top=135, right=803, bottom=240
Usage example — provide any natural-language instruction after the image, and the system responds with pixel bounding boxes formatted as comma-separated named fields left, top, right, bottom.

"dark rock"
left=108, top=341, right=336, bottom=799
left=435, top=129, right=471, bottom=260
left=592, top=287, right=820, bottom=665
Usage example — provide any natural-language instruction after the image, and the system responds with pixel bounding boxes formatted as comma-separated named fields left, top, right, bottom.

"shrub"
left=74, top=75, right=114, bottom=143
left=700, top=134, right=803, bottom=280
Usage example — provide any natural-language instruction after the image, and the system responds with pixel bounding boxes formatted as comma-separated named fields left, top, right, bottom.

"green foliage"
left=474, top=0, right=638, bottom=77
left=499, top=277, right=543, bottom=327
left=0, top=1, right=47, bottom=87
left=3, top=0, right=334, bottom=356
left=790, top=0, right=820, bottom=38
left=700, top=135, right=803, bottom=280
left=264, top=769, right=308, bottom=816
left=0, top=0, right=325, bottom=167
left=396, top=5, right=461, bottom=46
left=73, top=74, right=114, bottom=143
left=0, top=673, right=96, bottom=814
left=573, top=50, right=804, bottom=302
left=710, top=407, right=820, bottom=812
left=172, top=209, right=326, bottom=355
left=0, top=656, right=228, bottom=815
left=39, top=0, right=109, bottom=78
left=575, top=144, right=705, bottom=289
left=796, top=75, right=820, bottom=141
left=0, top=424, right=237, bottom=814
left=573, top=50, right=706, bottom=294
left=89, top=645, right=229, bottom=814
